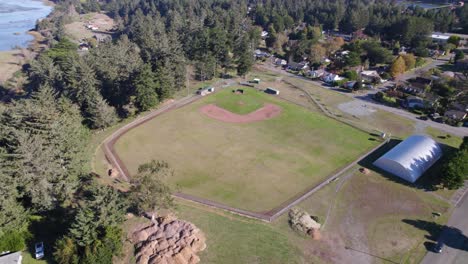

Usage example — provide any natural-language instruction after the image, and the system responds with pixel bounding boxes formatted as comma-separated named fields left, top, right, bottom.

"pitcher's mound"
left=200, top=103, right=282, bottom=123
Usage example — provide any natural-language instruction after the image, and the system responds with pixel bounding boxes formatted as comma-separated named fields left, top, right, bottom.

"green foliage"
left=447, top=36, right=461, bottom=47
left=69, top=208, right=98, bottom=247
left=236, top=38, right=254, bottom=77
left=133, top=64, right=159, bottom=112
left=454, top=49, right=465, bottom=63
left=0, top=230, right=30, bottom=252
left=362, top=41, right=393, bottom=65
left=46, top=38, right=78, bottom=65
left=195, top=53, right=217, bottom=81
left=130, top=160, right=174, bottom=216
left=54, top=237, right=79, bottom=264
left=343, top=70, right=358, bottom=81
left=0, top=86, right=89, bottom=211
left=344, top=51, right=362, bottom=67
left=442, top=148, right=468, bottom=189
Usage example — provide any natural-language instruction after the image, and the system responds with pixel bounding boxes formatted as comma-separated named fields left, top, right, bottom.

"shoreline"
left=0, top=0, right=54, bottom=84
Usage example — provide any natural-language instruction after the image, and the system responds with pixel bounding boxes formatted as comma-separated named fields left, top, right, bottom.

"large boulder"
left=132, top=215, right=206, bottom=264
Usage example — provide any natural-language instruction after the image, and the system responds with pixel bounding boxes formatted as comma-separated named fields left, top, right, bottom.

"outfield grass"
left=175, top=203, right=303, bottom=264
left=114, top=87, right=377, bottom=212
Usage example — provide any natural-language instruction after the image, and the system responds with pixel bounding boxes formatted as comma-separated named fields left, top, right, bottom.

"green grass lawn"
left=214, top=88, right=264, bottom=114
left=175, top=203, right=303, bottom=264
left=114, top=87, right=378, bottom=212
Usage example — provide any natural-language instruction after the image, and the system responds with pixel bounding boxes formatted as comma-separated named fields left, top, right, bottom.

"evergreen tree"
left=69, top=208, right=98, bottom=247
left=0, top=86, right=88, bottom=211
left=133, top=64, right=159, bottom=112
left=442, top=148, right=468, bottom=189
left=236, top=38, right=254, bottom=77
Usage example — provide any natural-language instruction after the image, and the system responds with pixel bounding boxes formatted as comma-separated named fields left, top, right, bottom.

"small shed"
left=265, top=87, right=280, bottom=95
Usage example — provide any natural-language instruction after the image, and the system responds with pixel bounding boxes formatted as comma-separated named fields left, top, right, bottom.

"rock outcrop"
left=289, top=207, right=322, bottom=240
left=132, top=215, right=206, bottom=264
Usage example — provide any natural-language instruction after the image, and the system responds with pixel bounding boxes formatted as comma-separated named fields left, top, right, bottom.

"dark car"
left=418, top=116, right=428, bottom=121
left=433, top=241, right=444, bottom=253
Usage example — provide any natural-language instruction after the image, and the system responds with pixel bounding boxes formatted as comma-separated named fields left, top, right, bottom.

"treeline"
left=253, top=0, right=468, bottom=35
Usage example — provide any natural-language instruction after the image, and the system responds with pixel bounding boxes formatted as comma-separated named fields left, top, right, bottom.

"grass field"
left=214, top=88, right=264, bottom=114
left=114, top=87, right=377, bottom=212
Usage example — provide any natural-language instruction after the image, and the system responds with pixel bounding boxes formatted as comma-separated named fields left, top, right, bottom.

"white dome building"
left=373, top=135, right=443, bottom=183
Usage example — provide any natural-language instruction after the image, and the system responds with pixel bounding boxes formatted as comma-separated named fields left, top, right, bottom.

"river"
left=0, top=0, right=52, bottom=51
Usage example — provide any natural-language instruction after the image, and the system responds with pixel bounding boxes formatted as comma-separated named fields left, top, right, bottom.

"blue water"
left=0, top=0, right=52, bottom=51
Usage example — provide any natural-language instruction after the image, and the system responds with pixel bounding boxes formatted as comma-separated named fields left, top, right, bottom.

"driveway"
left=420, top=191, right=468, bottom=264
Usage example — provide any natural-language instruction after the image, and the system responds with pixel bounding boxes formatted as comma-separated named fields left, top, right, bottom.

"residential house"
left=444, top=110, right=467, bottom=121
left=322, top=73, right=344, bottom=83
left=344, top=81, right=357, bottom=89
left=360, top=70, right=383, bottom=83
left=431, top=33, right=450, bottom=44
left=287, top=62, right=309, bottom=71
left=254, top=49, right=270, bottom=59
left=307, top=69, right=326, bottom=79
left=406, top=96, right=425, bottom=109
left=274, top=58, right=287, bottom=66
left=407, top=77, right=432, bottom=94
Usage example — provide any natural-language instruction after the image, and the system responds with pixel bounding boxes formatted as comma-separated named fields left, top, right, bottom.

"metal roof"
left=373, top=135, right=443, bottom=183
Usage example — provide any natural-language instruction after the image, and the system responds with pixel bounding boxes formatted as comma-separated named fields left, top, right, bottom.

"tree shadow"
left=27, top=207, right=74, bottom=263
left=357, top=139, right=458, bottom=191
left=402, top=219, right=468, bottom=252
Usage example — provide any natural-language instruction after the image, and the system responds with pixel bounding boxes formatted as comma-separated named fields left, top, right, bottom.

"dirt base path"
left=200, top=103, right=282, bottom=123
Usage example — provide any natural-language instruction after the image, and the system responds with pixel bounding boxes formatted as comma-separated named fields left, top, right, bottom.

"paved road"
left=399, top=57, right=450, bottom=81
left=421, top=192, right=468, bottom=264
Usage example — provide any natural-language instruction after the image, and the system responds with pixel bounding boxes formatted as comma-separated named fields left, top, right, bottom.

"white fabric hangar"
left=373, top=135, right=443, bottom=183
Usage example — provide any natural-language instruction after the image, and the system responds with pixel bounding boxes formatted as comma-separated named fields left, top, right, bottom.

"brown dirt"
left=199, top=103, right=282, bottom=123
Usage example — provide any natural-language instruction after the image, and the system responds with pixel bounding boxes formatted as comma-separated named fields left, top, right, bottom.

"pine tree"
left=86, top=96, right=118, bottom=129
left=442, top=148, right=468, bottom=189
left=69, top=208, right=98, bottom=247
left=236, top=38, right=254, bottom=78
left=133, top=64, right=159, bottom=111
left=0, top=86, right=88, bottom=211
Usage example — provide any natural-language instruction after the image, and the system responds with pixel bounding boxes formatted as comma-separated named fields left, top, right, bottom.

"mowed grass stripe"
left=115, top=87, right=377, bottom=212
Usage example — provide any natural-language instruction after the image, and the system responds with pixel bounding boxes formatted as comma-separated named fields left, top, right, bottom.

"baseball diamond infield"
left=105, top=86, right=380, bottom=220
left=200, top=103, right=282, bottom=123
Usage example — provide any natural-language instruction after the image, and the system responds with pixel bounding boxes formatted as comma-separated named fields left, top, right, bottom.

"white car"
left=35, top=242, right=44, bottom=259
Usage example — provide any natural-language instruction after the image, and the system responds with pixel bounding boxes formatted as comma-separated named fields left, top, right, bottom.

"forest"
left=0, top=0, right=467, bottom=263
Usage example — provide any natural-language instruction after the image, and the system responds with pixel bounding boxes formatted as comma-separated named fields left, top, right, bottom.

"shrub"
left=0, top=230, right=30, bottom=252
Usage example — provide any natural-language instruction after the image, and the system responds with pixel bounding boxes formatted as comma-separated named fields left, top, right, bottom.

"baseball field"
left=114, top=87, right=378, bottom=212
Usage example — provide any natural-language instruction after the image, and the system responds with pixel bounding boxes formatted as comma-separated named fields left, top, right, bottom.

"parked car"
left=35, top=242, right=44, bottom=259
left=433, top=241, right=444, bottom=253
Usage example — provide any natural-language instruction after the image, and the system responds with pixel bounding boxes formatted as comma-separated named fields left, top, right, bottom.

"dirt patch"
left=200, top=103, right=282, bottom=123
